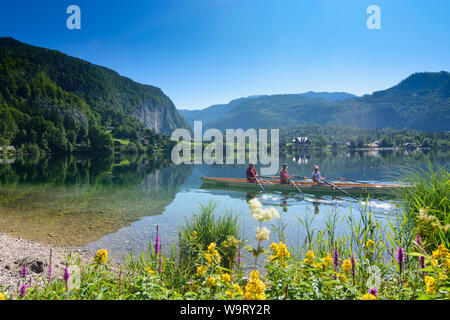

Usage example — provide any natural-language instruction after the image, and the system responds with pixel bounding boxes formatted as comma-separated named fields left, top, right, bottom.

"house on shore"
left=404, top=142, right=417, bottom=150
left=292, top=137, right=311, bottom=147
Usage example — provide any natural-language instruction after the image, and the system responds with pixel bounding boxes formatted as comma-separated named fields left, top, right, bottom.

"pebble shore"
left=0, top=232, right=119, bottom=294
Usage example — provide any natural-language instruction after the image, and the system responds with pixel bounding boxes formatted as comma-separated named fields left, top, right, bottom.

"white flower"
left=248, top=198, right=280, bottom=222
left=269, top=207, right=280, bottom=220
left=256, top=227, right=270, bottom=241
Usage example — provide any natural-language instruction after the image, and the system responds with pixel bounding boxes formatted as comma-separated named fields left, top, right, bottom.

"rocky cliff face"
left=133, top=99, right=188, bottom=133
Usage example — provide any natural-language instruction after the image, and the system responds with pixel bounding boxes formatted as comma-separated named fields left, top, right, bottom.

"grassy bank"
left=0, top=167, right=449, bottom=300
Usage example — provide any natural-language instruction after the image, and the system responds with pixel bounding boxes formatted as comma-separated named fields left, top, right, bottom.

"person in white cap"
left=312, top=165, right=326, bottom=183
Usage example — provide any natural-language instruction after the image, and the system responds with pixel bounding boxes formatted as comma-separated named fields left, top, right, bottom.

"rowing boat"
left=200, top=177, right=405, bottom=196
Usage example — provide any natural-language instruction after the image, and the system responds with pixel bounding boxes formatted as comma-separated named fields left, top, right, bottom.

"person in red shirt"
left=246, top=162, right=258, bottom=182
left=279, top=163, right=290, bottom=184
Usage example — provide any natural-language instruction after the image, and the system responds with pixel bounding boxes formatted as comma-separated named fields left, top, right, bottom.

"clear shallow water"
left=0, top=149, right=448, bottom=261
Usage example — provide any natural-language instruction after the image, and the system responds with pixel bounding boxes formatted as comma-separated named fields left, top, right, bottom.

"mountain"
left=178, top=96, right=263, bottom=129
left=0, top=37, right=189, bottom=153
left=179, top=91, right=356, bottom=129
left=297, top=91, right=356, bottom=101
left=180, top=72, right=449, bottom=132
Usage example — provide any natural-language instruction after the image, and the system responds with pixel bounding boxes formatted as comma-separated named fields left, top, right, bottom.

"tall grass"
left=178, top=201, right=242, bottom=272
left=399, top=162, right=449, bottom=247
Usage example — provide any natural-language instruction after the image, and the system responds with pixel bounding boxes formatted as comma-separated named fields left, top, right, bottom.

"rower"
left=279, top=163, right=290, bottom=184
left=312, top=165, right=326, bottom=184
left=246, top=162, right=258, bottom=183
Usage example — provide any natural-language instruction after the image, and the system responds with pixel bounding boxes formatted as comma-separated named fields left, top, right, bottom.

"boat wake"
left=359, top=200, right=397, bottom=212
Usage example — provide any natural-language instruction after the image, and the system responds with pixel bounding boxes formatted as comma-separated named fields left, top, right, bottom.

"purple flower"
left=419, top=255, right=426, bottom=270
left=63, top=266, right=70, bottom=281
left=415, top=235, right=423, bottom=248
left=369, top=287, right=378, bottom=297
left=63, top=266, right=70, bottom=291
left=154, top=225, right=160, bottom=256
left=333, top=248, right=339, bottom=270
left=397, top=247, right=405, bottom=273
left=158, top=254, right=163, bottom=273
left=48, top=265, right=54, bottom=282
left=48, top=248, right=53, bottom=282
left=21, top=264, right=28, bottom=278
left=350, top=254, right=356, bottom=277
left=19, top=284, right=28, bottom=297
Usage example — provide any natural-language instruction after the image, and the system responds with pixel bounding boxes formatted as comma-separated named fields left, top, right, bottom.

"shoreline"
left=0, top=232, right=120, bottom=294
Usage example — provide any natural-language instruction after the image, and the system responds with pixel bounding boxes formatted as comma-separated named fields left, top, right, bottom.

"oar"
left=322, top=179, right=359, bottom=200
left=287, top=177, right=304, bottom=195
left=326, top=176, right=365, bottom=184
left=254, top=177, right=265, bottom=193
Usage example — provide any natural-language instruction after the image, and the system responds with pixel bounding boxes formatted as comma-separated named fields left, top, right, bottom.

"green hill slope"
left=0, top=37, right=189, bottom=153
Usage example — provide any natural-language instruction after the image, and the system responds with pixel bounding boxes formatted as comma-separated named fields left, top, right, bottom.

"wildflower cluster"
left=94, top=249, right=108, bottom=264
left=188, top=242, right=245, bottom=299
left=248, top=198, right=280, bottom=222
left=303, top=250, right=315, bottom=265
left=244, top=270, right=265, bottom=300
left=205, top=242, right=221, bottom=265
left=269, top=242, right=291, bottom=268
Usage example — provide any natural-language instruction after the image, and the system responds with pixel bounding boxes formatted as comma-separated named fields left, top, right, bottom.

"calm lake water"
left=0, top=149, right=449, bottom=262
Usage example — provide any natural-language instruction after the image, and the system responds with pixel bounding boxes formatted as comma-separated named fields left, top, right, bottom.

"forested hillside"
left=179, top=72, right=450, bottom=132
left=0, top=37, right=188, bottom=154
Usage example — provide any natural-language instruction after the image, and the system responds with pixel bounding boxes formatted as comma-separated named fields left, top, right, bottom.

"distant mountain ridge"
left=179, top=91, right=357, bottom=129
left=179, top=72, right=450, bottom=132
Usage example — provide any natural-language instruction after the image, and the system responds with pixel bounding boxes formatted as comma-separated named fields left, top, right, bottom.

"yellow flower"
left=342, top=259, right=352, bottom=274
left=221, top=273, right=231, bottom=283
left=192, top=231, right=197, bottom=237
left=144, top=266, right=155, bottom=274
left=233, top=283, right=243, bottom=295
left=314, top=262, right=323, bottom=268
left=322, top=254, right=333, bottom=268
left=424, top=276, right=438, bottom=295
left=432, top=244, right=450, bottom=262
left=206, top=242, right=221, bottom=264
left=443, top=259, right=450, bottom=273
left=208, top=242, right=217, bottom=252
left=303, top=250, right=315, bottom=265
left=366, top=239, right=375, bottom=250
left=431, top=259, right=439, bottom=267
left=226, top=283, right=244, bottom=298
left=0, top=293, right=5, bottom=300
left=244, top=270, right=266, bottom=300
left=205, top=253, right=214, bottom=265
left=190, top=283, right=199, bottom=292
left=94, top=249, right=108, bottom=264
left=196, top=265, right=208, bottom=277
left=269, top=242, right=290, bottom=266
left=206, top=276, right=216, bottom=288
left=336, top=273, right=347, bottom=282
left=360, top=293, right=377, bottom=300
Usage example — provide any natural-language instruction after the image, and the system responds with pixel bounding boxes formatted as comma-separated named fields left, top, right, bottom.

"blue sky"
left=1, top=0, right=449, bottom=109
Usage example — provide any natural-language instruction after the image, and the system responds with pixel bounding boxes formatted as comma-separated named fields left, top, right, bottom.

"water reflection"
left=0, top=154, right=193, bottom=246
left=0, top=148, right=448, bottom=257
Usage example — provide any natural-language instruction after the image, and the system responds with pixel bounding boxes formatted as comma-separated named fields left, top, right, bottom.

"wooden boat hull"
left=200, top=177, right=404, bottom=197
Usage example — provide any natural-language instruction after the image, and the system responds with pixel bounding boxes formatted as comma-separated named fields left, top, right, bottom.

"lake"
left=0, top=149, right=448, bottom=263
